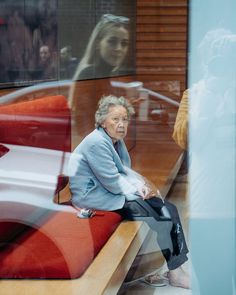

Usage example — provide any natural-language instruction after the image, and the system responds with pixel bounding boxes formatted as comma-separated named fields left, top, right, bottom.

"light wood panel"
left=137, top=15, right=187, bottom=24
left=137, top=0, right=187, bottom=7
left=137, top=24, right=187, bottom=33
left=138, top=7, right=187, bottom=16
left=137, top=51, right=186, bottom=58
left=136, top=0, right=188, bottom=103
left=136, top=58, right=186, bottom=66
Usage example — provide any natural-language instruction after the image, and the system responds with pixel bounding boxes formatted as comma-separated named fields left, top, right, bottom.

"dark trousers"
left=114, top=197, right=189, bottom=270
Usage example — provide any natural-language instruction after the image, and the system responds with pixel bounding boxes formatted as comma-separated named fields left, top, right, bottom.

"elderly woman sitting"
left=69, top=95, right=190, bottom=289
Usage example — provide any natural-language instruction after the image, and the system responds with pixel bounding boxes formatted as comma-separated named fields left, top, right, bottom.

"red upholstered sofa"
left=0, top=203, right=121, bottom=279
left=0, top=94, right=122, bottom=279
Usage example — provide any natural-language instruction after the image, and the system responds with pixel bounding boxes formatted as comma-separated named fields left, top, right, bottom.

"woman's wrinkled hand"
left=137, top=184, right=156, bottom=200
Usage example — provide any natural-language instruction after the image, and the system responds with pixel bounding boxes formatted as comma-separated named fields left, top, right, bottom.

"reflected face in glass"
left=102, top=106, right=129, bottom=143
left=40, top=46, right=50, bottom=63
left=60, top=47, right=70, bottom=62
left=60, top=48, right=67, bottom=60
left=98, top=26, right=129, bottom=67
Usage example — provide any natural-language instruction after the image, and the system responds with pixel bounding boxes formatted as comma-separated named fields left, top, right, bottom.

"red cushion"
left=0, top=95, right=71, bottom=151
left=0, top=210, right=122, bottom=279
left=0, top=202, right=49, bottom=245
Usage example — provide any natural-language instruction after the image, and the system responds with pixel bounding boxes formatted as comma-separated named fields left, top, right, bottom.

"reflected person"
left=60, top=45, right=78, bottom=79
left=37, top=45, right=57, bottom=80
left=69, top=95, right=190, bottom=289
left=73, top=14, right=130, bottom=80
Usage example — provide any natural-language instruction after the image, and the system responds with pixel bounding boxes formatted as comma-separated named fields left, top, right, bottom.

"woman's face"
left=102, top=105, right=129, bottom=142
left=98, top=26, right=129, bottom=67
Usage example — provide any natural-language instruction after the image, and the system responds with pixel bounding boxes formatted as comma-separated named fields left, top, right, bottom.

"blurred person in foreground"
left=188, top=29, right=236, bottom=295
left=173, top=28, right=236, bottom=294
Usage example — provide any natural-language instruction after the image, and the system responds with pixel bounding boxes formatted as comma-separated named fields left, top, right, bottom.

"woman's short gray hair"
left=95, top=95, right=135, bottom=128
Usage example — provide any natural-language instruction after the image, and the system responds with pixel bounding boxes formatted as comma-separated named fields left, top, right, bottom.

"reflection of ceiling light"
left=123, top=81, right=143, bottom=89
left=110, top=81, right=143, bottom=89
left=151, top=109, right=164, bottom=115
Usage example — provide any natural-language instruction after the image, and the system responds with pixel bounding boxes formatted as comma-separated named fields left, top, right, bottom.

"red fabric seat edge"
left=0, top=210, right=122, bottom=279
left=0, top=95, right=71, bottom=151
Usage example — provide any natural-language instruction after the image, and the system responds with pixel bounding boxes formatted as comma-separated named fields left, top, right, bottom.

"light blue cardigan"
left=69, top=127, right=142, bottom=210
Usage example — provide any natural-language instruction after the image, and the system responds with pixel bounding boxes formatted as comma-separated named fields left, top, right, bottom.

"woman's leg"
left=114, top=197, right=190, bottom=288
left=114, top=198, right=188, bottom=269
left=146, top=198, right=189, bottom=270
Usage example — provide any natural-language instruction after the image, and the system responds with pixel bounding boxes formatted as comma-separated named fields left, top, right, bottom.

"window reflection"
left=0, top=0, right=136, bottom=87
left=0, top=0, right=58, bottom=86
left=73, top=14, right=130, bottom=80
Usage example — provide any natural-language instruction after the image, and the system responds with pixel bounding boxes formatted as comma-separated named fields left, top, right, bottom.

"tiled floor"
left=118, top=171, right=192, bottom=295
